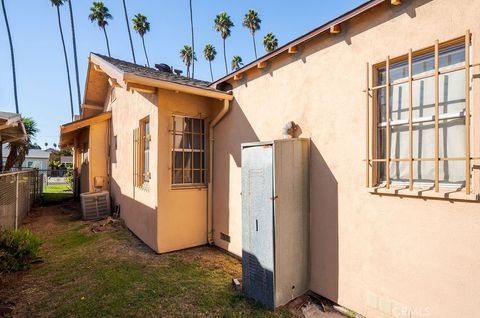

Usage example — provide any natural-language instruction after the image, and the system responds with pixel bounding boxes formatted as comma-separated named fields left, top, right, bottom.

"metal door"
left=241, top=144, right=274, bottom=309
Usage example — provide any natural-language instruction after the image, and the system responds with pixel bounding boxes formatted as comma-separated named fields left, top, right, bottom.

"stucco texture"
left=212, top=0, right=480, bottom=317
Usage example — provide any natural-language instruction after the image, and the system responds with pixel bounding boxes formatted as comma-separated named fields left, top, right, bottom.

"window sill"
left=369, top=185, right=480, bottom=202
left=171, top=185, right=207, bottom=191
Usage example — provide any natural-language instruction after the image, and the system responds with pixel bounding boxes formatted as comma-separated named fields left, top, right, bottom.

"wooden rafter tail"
left=434, top=41, right=440, bottom=192
left=465, top=30, right=471, bottom=195
left=366, top=62, right=370, bottom=188
left=408, top=49, right=413, bottom=191
left=385, top=56, right=391, bottom=189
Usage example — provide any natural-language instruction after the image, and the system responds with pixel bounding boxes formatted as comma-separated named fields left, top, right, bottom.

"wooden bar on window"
left=386, top=56, right=391, bottom=189
left=366, top=63, right=370, bottom=188
left=408, top=49, right=413, bottom=191
left=370, top=84, right=387, bottom=91
left=434, top=40, right=440, bottom=192
left=465, top=30, right=471, bottom=194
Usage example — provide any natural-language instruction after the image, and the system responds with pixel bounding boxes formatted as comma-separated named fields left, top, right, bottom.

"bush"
left=0, top=228, right=42, bottom=272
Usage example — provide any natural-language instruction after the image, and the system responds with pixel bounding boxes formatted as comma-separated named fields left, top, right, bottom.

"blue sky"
left=0, top=0, right=365, bottom=148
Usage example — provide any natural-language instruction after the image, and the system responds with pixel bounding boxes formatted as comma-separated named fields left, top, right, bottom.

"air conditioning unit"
left=80, top=191, right=111, bottom=220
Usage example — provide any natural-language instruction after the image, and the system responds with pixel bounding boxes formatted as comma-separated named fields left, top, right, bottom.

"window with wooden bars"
left=171, top=115, right=206, bottom=187
left=365, top=32, right=478, bottom=195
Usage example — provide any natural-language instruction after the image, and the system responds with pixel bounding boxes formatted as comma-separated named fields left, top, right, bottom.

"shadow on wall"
left=242, top=251, right=274, bottom=310
left=213, top=99, right=259, bottom=251
left=309, top=143, right=339, bottom=303
left=110, top=179, right=159, bottom=252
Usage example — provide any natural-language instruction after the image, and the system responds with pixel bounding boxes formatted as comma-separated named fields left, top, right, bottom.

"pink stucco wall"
left=212, top=0, right=480, bottom=317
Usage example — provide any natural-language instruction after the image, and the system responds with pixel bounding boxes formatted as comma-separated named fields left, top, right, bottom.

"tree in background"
left=89, top=1, right=113, bottom=57
left=45, top=142, right=49, bottom=149
left=50, top=0, right=75, bottom=120
left=231, top=55, right=243, bottom=71
left=132, top=14, right=151, bottom=67
left=214, top=12, right=234, bottom=75
left=121, top=0, right=136, bottom=63
left=1, top=0, right=19, bottom=113
left=203, top=44, right=217, bottom=82
left=5, top=118, right=39, bottom=170
left=242, top=10, right=261, bottom=59
left=67, top=0, right=82, bottom=114
left=189, top=0, right=195, bottom=78
left=180, top=45, right=196, bottom=78
left=263, top=32, right=278, bottom=53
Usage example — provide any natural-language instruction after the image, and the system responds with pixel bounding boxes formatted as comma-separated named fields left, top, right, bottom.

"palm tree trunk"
left=122, top=0, right=136, bottom=63
left=141, top=36, right=150, bottom=67
left=223, top=38, right=228, bottom=75
left=209, top=61, right=213, bottom=82
left=189, top=0, right=195, bottom=79
left=187, top=65, right=190, bottom=78
left=56, top=6, right=75, bottom=120
left=103, top=27, right=111, bottom=57
left=1, top=0, right=19, bottom=113
left=252, top=33, right=258, bottom=59
left=68, top=0, right=82, bottom=115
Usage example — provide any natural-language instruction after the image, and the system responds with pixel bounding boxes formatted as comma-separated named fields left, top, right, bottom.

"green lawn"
left=42, top=184, right=73, bottom=205
left=0, top=204, right=291, bottom=317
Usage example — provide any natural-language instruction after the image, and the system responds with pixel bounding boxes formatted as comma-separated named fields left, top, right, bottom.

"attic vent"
left=220, top=232, right=231, bottom=242
left=80, top=191, right=111, bottom=220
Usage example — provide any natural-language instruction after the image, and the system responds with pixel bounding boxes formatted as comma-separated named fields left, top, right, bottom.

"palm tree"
left=4, top=118, right=39, bottom=171
left=263, top=32, right=278, bottom=53
left=189, top=0, right=195, bottom=78
left=122, top=0, right=136, bottom=63
left=242, top=10, right=261, bottom=59
left=231, top=55, right=243, bottom=71
left=67, top=0, right=82, bottom=114
left=203, top=44, right=217, bottom=82
left=132, top=14, right=150, bottom=67
left=45, top=142, right=49, bottom=149
left=180, top=45, right=196, bottom=78
left=50, top=0, right=75, bottom=120
left=1, top=0, right=19, bottom=113
left=214, top=12, right=234, bottom=75
left=89, top=1, right=113, bottom=57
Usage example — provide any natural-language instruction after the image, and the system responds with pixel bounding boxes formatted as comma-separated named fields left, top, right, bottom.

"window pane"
left=390, top=84, right=409, bottom=121
left=412, top=77, right=435, bottom=118
left=184, top=118, right=193, bottom=132
left=413, top=122, right=435, bottom=158
left=174, top=151, right=183, bottom=168
left=377, top=128, right=386, bottom=159
left=390, top=124, right=409, bottom=159
left=183, top=133, right=192, bottom=150
left=184, top=152, right=192, bottom=170
left=174, top=134, right=183, bottom=149
left=184, top=169, right=192, bottom=183
left=173, top=116, right=184, bottom=133
left=439, top=70, right=465, bottom=114
left=193, top=118, right=201, bottom=133
left=193, top=134, right=202, bottom=149
left=439, top=44, right=465, bottom=70
left=439, top=117, right=465, bottom=158
left=193, top=170, right=201, bottom=184
left=389, top=161, right=410, bottom=182
left=439, top=160, right=466, bottom=185
left=193, top=152, right=201, bottom=169
left=174, top=170, right=183, bottom=184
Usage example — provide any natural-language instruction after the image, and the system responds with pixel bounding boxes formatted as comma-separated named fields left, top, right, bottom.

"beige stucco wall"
left=109, top=87, right=159, bottom=251
left=88, top=120, right=109, bottom=192
left=213, top=0, right=480, bottom=317
left=156, top=89, right=222, bottom=253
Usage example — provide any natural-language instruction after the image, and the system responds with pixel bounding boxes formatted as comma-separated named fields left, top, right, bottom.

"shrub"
left=0, top=228, right=42, bottom=272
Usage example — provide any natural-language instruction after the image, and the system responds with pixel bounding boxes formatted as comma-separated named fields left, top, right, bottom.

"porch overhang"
left=0, top=111, right=26, bottom=143
left=60, top=112, right=112, bottom=147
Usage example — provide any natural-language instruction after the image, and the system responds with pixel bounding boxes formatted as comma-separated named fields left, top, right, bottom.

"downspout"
left=207, top=98, right=230, bottom=244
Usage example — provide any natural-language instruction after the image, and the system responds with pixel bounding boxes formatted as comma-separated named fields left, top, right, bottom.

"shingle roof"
left=93, top=54, right=213, bottom=90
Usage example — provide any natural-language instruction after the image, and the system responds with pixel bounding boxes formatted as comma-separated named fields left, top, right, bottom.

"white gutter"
left=207, top=99, right=230, bottom=244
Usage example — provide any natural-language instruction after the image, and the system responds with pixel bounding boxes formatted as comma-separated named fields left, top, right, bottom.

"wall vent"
left=220, top=232, right=231, bottom=242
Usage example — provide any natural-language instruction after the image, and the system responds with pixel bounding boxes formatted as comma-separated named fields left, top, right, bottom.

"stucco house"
left=60, top=0, right=480, bottom=317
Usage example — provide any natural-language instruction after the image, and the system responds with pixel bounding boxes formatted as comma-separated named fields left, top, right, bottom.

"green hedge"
left=0, top=228, right=42, bottom=272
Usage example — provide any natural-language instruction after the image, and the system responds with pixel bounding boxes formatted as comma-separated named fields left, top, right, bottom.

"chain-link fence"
left=0, top=170, right=41, bottom=229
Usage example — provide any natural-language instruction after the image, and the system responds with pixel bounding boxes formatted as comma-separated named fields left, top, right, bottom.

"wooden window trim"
left=170, top=114, right=207, bottom=189
left=365, top=31, right=480, bottom=201
left=137, top=116, right=150, bottom=187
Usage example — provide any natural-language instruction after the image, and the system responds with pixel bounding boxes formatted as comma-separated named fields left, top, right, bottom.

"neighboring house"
left=1, top=145, right=50, bottom=170
left=60, top=0, right=480, bottom=317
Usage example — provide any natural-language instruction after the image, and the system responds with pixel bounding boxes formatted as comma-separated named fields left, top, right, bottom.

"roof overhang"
left=89, top=53, right=233, bottom=101
left=211, top=0, right=386, bottom=86
left=60, top=112, right=112, bottom=147
left=0, top=112, right=27, bottom=143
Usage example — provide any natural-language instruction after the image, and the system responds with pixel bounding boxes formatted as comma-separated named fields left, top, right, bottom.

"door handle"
left=256, top=219, right=258, bottom=231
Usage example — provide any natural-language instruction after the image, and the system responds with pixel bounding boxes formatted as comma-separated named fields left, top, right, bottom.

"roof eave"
left=211, top=0, right=386, bottom=86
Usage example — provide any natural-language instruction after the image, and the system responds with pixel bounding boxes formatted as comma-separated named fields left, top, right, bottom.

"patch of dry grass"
left=0, top=203, right=291, bottom=318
